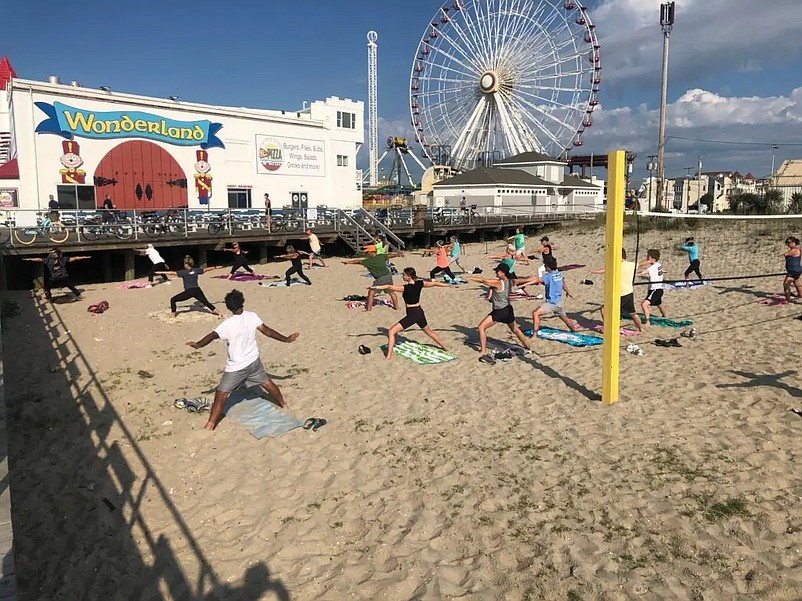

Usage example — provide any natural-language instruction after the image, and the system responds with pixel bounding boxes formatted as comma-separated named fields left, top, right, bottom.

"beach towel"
left=590, top=324, right=639, bottom=337
left=346, top=298, right=394, bottom=309
left=524, top=327, right=603, bottom=347
left=623, top=314, right=693, bottom=327
left=381, top=340, right=457, bottom=364
left=224, top=393, right=305, bottom=439
left=557, top=264, right=586, bottom=272
left=117, top=282, right=149, bottom=289
left=757, top=293, right=794, bottom=306
left=665, top=281, right=709, bottom=290
left=212, top=274, right=273, bottom=282
left=257, top=279, right=307, bottom=288
left=480, top=291, right=540, bottom=301
left=442, top=275, right=467, bottom=285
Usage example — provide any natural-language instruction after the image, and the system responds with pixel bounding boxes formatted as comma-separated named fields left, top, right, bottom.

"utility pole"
left=656, top=2, right=675, bottom=212
left=770, top=144, right=779, bottom=189
left=685, top=166, right=693, bottom=213
left=648, top=154, right=657, bottom=210
left=697, top=155, right=703, bottom=212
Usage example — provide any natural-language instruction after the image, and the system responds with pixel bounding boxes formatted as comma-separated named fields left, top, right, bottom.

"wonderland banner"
left=35, top=101, right=225, bottom=149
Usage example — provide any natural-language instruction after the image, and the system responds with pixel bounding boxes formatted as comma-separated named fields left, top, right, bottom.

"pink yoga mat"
left=117, top=282, right=149, bottom=289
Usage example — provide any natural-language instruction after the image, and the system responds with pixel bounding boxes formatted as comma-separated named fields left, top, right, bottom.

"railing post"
left=133, top=208, right=139, bottom=241
left=75, top=209, right=81, bottom=244
left=184, top=208, right=189, bottom=237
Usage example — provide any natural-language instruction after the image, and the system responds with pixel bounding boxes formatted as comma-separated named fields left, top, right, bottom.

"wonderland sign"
left=35, top=101, right=225, bottom=149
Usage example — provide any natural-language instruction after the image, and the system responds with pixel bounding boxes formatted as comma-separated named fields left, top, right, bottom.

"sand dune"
left=3, top=227, right=802, bottom=600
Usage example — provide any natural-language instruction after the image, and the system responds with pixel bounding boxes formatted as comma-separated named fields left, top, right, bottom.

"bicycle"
left=80, top=216, right=134, bottom=241
left=13, top=214, right=70, bottom=245
left=272, top=210, right=301, bottom=232
left=207, top=211, right=249, bottom=236
left=142, top=210, right=185, bottom=238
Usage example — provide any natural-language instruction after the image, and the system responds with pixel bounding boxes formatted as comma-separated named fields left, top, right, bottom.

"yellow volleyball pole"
left=602, top=150, right=626, bottom=405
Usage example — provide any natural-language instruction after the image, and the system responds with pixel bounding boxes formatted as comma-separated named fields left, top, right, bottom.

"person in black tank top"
left=371, top=267, right=453, bottom=360
left=276, top=245, right=312, bottom=286
left=223, top=241, right=255, bottom=279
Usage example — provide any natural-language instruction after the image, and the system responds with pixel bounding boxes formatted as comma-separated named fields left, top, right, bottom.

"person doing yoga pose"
left=275, top=245, right=312, bottom=286
left=464, top=262, right=532, bottom=361
left=638, top=249, right=667, bottom=325
left=224, top=242, right=255, bottom=279
left=782, top=236, right=802, bottom=303
left=679, top=237, right=703, bottom=286
left=342, top=245, right=405, bottom=311
left=373, top=267, right=451, bottom=360
left=137, top=244, right=170, bottom=287
left=155, top=256, right=223, bottom=318
left=429, top=240, right=458, bottom=280
left=517, top=255, right=576, bottom=336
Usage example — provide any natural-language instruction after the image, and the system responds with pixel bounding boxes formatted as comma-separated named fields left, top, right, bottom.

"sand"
left=3, top=227, right=802, bottom=600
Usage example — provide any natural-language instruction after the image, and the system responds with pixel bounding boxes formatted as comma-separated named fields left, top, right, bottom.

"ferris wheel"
left=409, top=0, right=601, bottom=170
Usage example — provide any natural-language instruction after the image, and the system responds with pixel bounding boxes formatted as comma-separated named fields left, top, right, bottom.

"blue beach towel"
left=524, top=327, right=604, bottom=347
left=258, top=279, right=307, bottom=288
left=224, top=393, right=305, bottom=439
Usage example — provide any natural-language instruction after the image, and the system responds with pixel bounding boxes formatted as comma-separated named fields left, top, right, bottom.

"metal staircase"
left=335, top=209, right=405, bottom=253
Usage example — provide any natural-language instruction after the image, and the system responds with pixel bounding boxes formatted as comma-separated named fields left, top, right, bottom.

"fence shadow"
left=2, top=292, right=289, bottom=600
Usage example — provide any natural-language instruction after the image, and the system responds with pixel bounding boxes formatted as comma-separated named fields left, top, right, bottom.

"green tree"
left=788, top=192, right=802, bottom=214
left=764, top=189, right=784, bottom=214
left=699, top=192, right=714, bottom=212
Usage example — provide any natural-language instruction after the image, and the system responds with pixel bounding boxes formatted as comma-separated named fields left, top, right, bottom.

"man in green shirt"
left=507, top=227, right=530, bottom=265
left=343, top=245, right=405, bottom=311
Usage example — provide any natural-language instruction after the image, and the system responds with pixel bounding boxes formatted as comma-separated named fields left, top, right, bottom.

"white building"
left=774, top=159, right=802, bottom=206
left=431, top=151, right=603, bottom=213
left=0, top=66, right=363, bottom=224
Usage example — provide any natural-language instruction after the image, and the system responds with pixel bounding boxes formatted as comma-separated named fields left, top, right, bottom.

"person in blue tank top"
left=517, top=256, right=576, bottom=336
left=679, top=236, right=703, bottom=286
left=782, top=236, right=802, bottom=303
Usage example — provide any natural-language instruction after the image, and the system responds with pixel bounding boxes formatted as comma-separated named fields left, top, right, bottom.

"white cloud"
left=590, top=0, right=802, bottom=87
left=581, top=87, right=802, bottom=176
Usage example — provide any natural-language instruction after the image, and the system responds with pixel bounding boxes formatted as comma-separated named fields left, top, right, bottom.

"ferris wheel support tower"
left=367, top=31, right=379, bottom=187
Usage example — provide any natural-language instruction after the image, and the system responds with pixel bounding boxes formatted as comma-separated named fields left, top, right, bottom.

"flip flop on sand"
left=479, top=354, right=496, bottom=365
left=790, top=408, right=802, bottom=418
left=303, top=418, right=327, bottom=432
left=174, top=397, right=211, bottom=413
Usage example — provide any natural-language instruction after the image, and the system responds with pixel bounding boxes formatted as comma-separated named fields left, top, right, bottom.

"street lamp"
left=770, top=144, right=779, bottom=189
left=656, top=2, right=676, bottom=211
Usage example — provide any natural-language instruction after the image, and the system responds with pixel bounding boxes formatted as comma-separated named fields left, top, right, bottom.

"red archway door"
left=93, top=140, right=188, bottom=210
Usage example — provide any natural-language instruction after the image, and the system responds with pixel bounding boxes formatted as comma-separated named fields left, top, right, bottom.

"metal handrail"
left=335, top=209, right=375, bottom=251
left=358, top=209, right=406, bottom=249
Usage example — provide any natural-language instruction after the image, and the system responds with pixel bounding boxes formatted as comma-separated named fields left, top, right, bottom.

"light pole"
left=647, top=154, right=657, bottom=209
left=656, top=2, right=675, bottom=211
left=770, top=144, right=779, bottom=189
left=697, top=155, right=703, bottom=212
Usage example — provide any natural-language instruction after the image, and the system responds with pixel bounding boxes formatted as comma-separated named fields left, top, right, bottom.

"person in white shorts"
left=186, top=289, right=299, bottom=431
left=638, top=248, right=667, bottom=325
left=507, top=228, right=530, bottom=265
left=306, top=228, right=327, bottom=268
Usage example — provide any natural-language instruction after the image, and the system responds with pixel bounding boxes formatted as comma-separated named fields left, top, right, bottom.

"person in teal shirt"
left=447, top=235, right=465, bottom=272
left=679, top=236, right=703, bottom=286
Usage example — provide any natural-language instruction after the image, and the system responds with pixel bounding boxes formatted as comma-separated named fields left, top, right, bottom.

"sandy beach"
left=3, top=226, right=802, bottom=600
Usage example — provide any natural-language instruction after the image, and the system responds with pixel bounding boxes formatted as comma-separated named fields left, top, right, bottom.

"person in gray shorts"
left=186, top=289, right=299, bottom=431
left=517, top=255, right=576, bottom=336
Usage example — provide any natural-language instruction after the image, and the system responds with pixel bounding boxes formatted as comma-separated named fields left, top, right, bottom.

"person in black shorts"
left=372, top=267, right=451, bottom=360
left=155, top=256, right=224, bottom=318
left=276, top=245, right=312, bottom=286
left=464, top=262, right=532, bottom=359
left=223, top=242, right=255, bottom=279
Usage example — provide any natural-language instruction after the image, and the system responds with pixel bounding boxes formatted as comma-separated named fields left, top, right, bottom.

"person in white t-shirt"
left=137, top=244, right=170, bottom=287
left=186, top=289, right=299, bottom=431
left=638, top=248, right=667, bottom=325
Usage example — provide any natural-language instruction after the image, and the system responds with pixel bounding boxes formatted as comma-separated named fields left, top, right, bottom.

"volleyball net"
left=626, top=212, right=802, bottom=287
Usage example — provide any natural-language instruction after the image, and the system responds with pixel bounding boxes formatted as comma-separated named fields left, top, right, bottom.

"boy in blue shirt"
left=519, top=256, right=576, bottom=336
left=679, top=236, right=703, bottom=286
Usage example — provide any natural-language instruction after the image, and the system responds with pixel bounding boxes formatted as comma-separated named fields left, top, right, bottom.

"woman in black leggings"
left=223, top=242, right=254, bottom=279
left=155, top=256, right=224, bottom=318
left=277, top=245, right=312, bottom=286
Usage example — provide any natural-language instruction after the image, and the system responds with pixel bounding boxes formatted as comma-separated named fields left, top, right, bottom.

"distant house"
left=773, top=160, right=802, bottom=207
left=432, top=151, right=603, bottom=214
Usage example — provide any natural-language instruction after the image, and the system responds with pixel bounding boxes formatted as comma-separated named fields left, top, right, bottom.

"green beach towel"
left=623, top=314, right=693, bottom=328
left=381, top=340, right=457, bottom=364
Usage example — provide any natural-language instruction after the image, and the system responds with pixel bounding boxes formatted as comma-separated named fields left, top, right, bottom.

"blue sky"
left=5, top=0, right=802, bottom=180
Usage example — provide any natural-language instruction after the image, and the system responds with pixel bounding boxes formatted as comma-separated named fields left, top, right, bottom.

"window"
left=227, top=188, right=252, bottom=209
left=57, top=184, right=95, bottom=209
left=336, top=111, right=356, bottom=129
left=337, top=154, right=349, bottom=167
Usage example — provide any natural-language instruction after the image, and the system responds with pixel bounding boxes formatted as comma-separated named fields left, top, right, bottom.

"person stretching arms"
left=373, top=267, right=451, bottom=360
